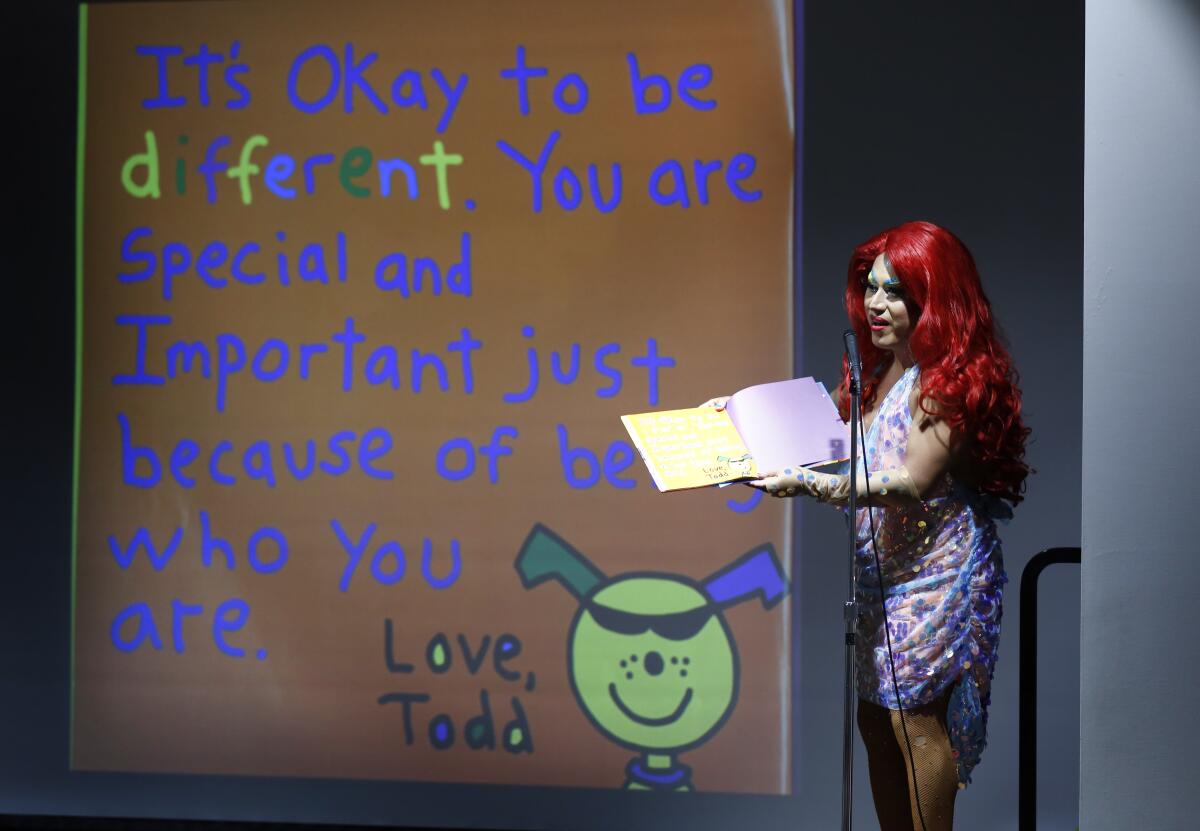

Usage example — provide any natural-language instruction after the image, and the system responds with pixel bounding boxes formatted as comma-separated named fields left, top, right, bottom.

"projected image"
left=516, top=524, right=788, bottom=791
left=73, top=0, right=796, bottom=794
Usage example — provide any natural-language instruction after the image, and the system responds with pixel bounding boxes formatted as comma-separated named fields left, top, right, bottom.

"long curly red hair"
left=837, top=221, right=1031, bottom=504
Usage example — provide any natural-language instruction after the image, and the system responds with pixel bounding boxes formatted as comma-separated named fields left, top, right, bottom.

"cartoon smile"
left=516, top=524, right=789, bottom=785
left=608, top=683, right=694, bottom=726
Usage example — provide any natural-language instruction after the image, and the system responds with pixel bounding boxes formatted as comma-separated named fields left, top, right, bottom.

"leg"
left=889, top=688, right=959, bottom=831
left=858, top=697, right=915, bottom=831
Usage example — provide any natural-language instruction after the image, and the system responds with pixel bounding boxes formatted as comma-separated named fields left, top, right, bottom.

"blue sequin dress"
left=853, top=364, right=1007, bottom=786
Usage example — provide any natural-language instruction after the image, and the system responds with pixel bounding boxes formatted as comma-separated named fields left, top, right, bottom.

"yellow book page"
left=621, top=407, right=758, bottom=491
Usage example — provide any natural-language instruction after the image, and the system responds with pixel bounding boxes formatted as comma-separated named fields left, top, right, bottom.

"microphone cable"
left=857, top=410, right=929, bottom=831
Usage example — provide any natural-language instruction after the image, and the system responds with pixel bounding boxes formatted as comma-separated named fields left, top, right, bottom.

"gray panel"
left=1082, top=2, right=1200, bottom=829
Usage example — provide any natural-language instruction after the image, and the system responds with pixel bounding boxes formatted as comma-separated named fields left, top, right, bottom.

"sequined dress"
left=853, top=364, right=1007, bottom=785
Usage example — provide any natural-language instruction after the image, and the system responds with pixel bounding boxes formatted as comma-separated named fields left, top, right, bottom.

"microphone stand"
left=840, top=332, right=862, bottom=831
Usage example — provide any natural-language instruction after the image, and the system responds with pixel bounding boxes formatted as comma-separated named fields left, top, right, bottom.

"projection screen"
left=70, top=0, right=796, bottom=818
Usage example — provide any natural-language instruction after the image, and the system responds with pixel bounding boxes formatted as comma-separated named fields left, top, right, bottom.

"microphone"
left=843, top=329, right=862, bottom=391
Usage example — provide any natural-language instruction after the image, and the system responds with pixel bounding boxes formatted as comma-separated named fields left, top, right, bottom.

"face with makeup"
left=864, top=252, right=915, bottom=351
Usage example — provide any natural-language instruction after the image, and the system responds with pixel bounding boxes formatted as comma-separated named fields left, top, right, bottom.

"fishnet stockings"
left=858, top=689, right=959, bottom=831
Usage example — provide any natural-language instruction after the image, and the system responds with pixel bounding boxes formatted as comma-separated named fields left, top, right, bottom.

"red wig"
left=838, top=221, right=1031, bottom=504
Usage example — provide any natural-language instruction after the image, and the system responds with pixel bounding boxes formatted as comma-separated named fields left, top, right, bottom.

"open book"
left=621, top=377, right=849, bottom=492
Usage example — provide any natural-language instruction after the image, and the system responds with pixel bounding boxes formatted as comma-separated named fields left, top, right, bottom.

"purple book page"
left=725, top=377, right=849, bottom=473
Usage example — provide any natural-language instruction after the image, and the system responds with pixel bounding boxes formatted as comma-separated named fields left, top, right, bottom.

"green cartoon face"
left=568, top=575, right=738, bottom=753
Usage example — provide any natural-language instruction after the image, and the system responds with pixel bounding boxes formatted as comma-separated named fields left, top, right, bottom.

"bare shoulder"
left=909, top=377, right=942, bottom=425
left=895, top=375, right=956, bottom=496
left=909, top=377, right=953, bottom=446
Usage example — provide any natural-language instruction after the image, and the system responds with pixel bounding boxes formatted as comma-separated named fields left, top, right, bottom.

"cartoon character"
left=515, top=523, right=788, bottom=791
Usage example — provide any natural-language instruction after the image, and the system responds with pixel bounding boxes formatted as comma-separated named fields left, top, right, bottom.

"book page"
left=726, top=378, right=848, bottom=472
left=621, top=408, right=758, bottom=491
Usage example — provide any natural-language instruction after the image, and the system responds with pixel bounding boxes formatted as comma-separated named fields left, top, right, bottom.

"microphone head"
left=842, top=329, right=861, bottom=366
left=842, top=329, right=862, bottom=385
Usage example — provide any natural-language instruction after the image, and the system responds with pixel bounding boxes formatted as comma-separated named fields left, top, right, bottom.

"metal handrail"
left=1018, top=546, right=1081, bottom=831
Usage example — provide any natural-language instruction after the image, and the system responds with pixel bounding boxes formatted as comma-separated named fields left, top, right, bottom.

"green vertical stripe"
left=70, top=1, right=88, bottom=766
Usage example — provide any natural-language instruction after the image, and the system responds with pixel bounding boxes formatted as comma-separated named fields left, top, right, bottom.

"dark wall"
left=798, top=2, right=1083, bottom=828
left=5, top=0, right=80, bottom=809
